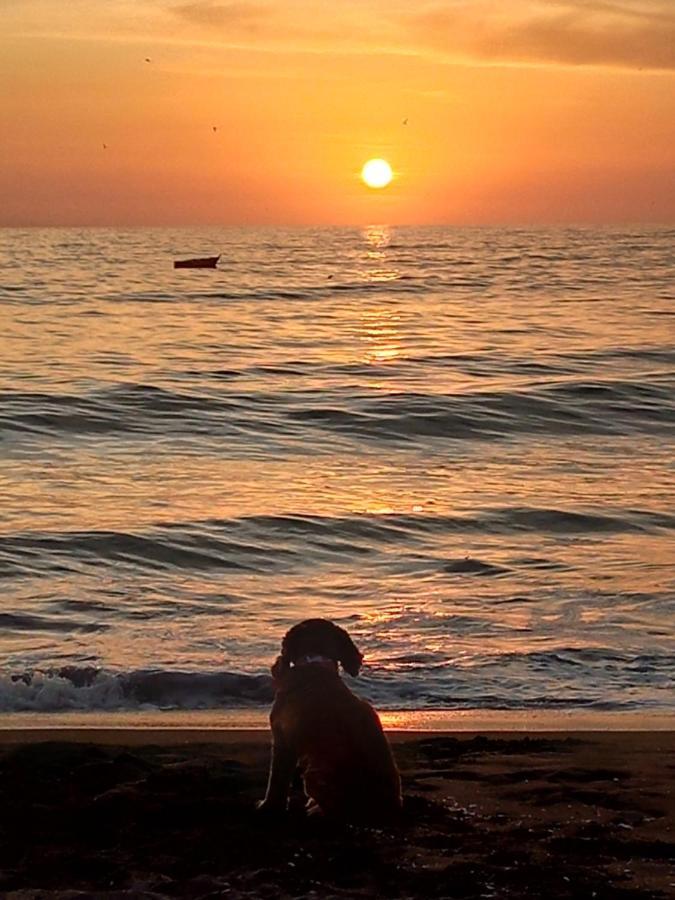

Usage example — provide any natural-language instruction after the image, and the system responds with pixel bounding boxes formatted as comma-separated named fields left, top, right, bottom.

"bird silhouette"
left=102, top=143, right=107, bottom=150
left=402, top=117, right=408, bottom=125
left=144, top=57, right=152, bottom=63
left=212, top=126, right=218, bottom=132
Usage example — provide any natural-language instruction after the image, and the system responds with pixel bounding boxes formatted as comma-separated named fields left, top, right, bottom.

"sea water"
left=1, top=225, right=673, bottom=714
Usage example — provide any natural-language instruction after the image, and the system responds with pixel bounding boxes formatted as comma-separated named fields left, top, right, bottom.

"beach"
left=2, top=725, right=674, bottom=899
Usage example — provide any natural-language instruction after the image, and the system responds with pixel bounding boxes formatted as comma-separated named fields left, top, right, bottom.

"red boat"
left=174, top=255, right=220, bottom=269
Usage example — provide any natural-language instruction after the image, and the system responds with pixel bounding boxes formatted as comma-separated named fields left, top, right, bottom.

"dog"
left=258, top=618, right=402, bottom=822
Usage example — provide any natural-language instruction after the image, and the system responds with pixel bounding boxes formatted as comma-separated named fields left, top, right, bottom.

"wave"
left=2, top=376, right=672, bottom=445
left=0, top=612, right=107, bottom=633
left=110, top=277, right=433, bottom=305
left=0, top=667, right=273, bottom=713
left=288, top=380, right=675, bottom=443
left=0, top=528, right=285, bottom=574
left=3, top=650, right=674, bottom=712
left=1, top=507, right=672, bottom=578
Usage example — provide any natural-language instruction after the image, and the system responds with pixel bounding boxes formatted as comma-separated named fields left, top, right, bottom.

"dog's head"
left=271, top=618, right=364, bottom=682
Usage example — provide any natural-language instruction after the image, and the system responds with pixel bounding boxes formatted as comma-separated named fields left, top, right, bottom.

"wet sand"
left=1, top=730, right=674, bottom=898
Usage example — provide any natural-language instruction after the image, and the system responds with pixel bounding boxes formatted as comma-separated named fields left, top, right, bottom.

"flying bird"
left=144, top=57, right=152, bottom=63
left=102, top=143, right=107, bottom=150
left=212, top=126, right=218, bottom=132
left=402, top=117, right=408, bottom=126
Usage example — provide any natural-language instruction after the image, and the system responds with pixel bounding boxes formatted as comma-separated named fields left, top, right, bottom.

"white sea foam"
left=0, top=670, right=125, bottom=712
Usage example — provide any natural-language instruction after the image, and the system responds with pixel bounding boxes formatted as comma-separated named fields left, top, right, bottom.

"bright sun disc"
left=361, top=158, right=393, bottom=189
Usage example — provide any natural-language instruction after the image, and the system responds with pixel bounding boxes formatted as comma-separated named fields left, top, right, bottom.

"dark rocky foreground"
left=1, top=733, right=674, bottom=899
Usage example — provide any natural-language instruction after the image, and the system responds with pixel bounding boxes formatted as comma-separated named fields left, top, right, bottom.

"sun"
left=361, top=158, right=393, bottom=189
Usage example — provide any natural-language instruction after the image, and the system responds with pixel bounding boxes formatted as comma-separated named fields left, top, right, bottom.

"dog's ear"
left=334, top=626, right=364, bottom=677
left=270, top=654, right=289, bottom=685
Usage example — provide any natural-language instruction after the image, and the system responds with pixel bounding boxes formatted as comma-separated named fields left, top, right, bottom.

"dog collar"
left=293, top=654, right=336, bottom=668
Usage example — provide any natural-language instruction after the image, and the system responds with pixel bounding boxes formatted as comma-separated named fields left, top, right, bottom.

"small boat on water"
left=174, top=255, right=220, bottom=269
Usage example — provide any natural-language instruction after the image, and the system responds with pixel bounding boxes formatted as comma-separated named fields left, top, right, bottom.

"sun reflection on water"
left=360, top=224, right=399, bottom=283
left=360, top=307, right=402, bottom=363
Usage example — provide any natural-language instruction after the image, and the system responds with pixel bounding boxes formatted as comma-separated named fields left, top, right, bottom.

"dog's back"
left=271, top=663, right=402, bottom=820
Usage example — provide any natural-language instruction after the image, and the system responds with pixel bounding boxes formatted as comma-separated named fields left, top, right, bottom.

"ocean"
left=1, top=225, right=673, bottom=716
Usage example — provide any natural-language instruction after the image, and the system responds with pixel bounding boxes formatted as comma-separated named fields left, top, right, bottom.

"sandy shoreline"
left=1, top=729, right=674, bottom=898
left=3, top=707, right=675, bottom=737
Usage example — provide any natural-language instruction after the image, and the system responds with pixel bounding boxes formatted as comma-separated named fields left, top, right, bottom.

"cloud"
left=166, top=0, right=391, bottom=55
left=171, top=1, right=268, bottom=32
left=407, top=0, right=675, bottom=71
left=9, top=0, right=673, bottom=71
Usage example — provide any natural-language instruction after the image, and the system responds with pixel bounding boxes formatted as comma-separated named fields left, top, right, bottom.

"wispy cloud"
left=406, top=0, right=675, bottom=71
left=171, top=1, right=269, bottom=32
left=6, top=0, right=675, bottom=71
left=165, top=0, right=675, bottom=71
left=165, top=0, right=394, bottom=56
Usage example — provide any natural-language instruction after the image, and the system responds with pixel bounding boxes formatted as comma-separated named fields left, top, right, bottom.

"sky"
left=1, top=0, right=674, bottom=226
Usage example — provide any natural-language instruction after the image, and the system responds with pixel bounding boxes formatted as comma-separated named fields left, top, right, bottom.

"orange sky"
left=2, top=0, right=674, bottom=225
